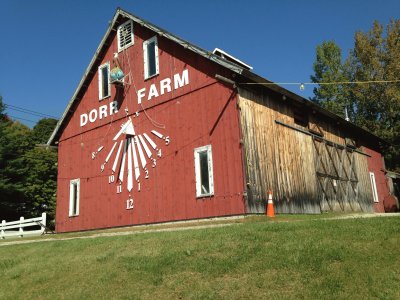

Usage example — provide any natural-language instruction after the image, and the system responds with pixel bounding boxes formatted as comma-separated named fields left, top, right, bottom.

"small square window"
left=194, top=145, right=214, bottom=197
left=117, top=20, right=134, bottom=52
left=143, top=36, right=159, bottom=79
left=69, top=179, right=80, bottom=217
left=98, top=62, right=110, bottom=100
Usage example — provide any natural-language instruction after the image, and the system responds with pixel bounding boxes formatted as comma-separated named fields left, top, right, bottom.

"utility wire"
left=4, top=103, right=58, bottom=119
left=7, top=114, right=37, bottom=124
left=6, top=106, right=52, bottom=118
left=241, top=79, right=400, bottom=86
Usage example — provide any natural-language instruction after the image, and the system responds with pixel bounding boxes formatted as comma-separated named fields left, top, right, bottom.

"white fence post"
left=19, top=217, right=24, bottom=237
left=41, top=213, right=47, bottom=234
left=1, top=220, right=5, bottom=239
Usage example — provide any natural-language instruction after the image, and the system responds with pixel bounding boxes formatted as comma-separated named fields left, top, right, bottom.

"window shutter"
left=118, top=20, right=134, bottom=52
left=369, top=172, right=379, bottom=203
left=143, top=36, right=159, bottom=79
left=194, top=145, right=214, bottom=197
left=98, top=62, right=110, bottom=100
left=208, top=146, right=214, bottom=195
left=154, top=38, right=159, bottom=74
left=143, top=41, right=148, bottom=78
left=69, top=179, right=80, bottom=216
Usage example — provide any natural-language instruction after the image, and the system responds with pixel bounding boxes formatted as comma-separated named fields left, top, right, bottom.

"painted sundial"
left=91, top=115, right=170, bottom=210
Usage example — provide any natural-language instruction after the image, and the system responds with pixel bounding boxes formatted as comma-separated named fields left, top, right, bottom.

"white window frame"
left=143, top=36, right=159, bottom=80
left=98, top=62, right=111, bottom=100
left=369, top=172, right=379, bottom=203
left=194, top=145, right=214, bottom=198
left=117, top=20, right=134, bottom=52
left=69, top=179, right=80, bottom=217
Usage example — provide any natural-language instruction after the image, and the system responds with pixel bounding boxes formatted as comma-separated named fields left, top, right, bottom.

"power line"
left=307, top=79, right=400, bottom=85
left=7, top=114, right=37, bottom=124
left=240, top=79, right=400, bottom=90
left=6, top=106, right=51, bottom=118
left=4, top=103, right=58, bottom=119
left=242, top=79, right=400, bottom=86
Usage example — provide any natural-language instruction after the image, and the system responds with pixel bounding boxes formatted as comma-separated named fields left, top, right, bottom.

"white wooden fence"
left=0, top=213, right=46, bottom=239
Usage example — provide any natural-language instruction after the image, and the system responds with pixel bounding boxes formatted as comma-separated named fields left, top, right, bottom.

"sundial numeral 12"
left=126, top=198, right=134, bottom=210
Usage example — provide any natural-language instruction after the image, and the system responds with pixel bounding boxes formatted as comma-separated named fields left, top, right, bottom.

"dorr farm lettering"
left=80, top=101, right=118, bottom=127
left=137, top=69, right=189, bottom=104
left=80, top=70, right=189, bottom=127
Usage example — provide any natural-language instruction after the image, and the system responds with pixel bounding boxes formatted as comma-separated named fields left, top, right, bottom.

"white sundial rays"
left=98, top=117, right=170, bottom=194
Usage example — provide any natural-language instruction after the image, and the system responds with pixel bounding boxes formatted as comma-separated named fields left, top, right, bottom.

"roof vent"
left=212, top=48, right=253, bottom=70
left=118, top=20, right=134, bottom=52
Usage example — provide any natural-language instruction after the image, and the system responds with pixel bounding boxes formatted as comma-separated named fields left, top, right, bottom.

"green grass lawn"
left=0, top=216, right=399, bottom=299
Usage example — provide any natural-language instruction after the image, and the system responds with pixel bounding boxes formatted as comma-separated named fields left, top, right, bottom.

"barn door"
left=312, top=137, right=361, bottom=212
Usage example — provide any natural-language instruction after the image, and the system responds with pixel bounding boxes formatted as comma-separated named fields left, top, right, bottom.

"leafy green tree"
left=346, top=20, right=400, bottom=170
left=0, top=96, right=6, bottom=120
left=31, top=118, right=58, bottom=145
left=0, top=96, right=58, bottom=226
left=0, top=119, right=32, bottom=220
left=0, top=96, right=15, bottom=219
left=311, top=20, right=400, bottom=171
left=310, top=41, right=350, bottom=118
left=22, top=147, right=58, bottom=224
left=24, top=118, right=58, bottom=227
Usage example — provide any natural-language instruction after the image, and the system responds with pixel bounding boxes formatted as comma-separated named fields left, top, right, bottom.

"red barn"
left=48, top=8, right=392, bottom=232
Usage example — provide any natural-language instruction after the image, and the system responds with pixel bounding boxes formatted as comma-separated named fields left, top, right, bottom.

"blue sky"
left=1, top=0, right=399, bottom=127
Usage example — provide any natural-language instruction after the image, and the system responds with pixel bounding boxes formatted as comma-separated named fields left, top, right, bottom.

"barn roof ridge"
left=47, top=7, right=387, bottom=146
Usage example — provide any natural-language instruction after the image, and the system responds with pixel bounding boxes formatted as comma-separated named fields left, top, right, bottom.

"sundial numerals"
left=126, top=198, right=134, bottom=210
left=164, top=136, right=170, bottom=146
left=98, top=125, right=171, bottom=211
left=91, top=146, right=104, bottom=160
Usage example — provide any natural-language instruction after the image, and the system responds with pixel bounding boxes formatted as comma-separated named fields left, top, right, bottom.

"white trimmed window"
left=369, top=172, right=379, bottom=203
left=194, top=145, right=214, bottom=197
left=69, top=179, right=80, bottom=217
left=143, top=36, right=159, bottom=79
left=117, top=20, right=134, bottom=52
left=98, top=62, right=110, bottom=100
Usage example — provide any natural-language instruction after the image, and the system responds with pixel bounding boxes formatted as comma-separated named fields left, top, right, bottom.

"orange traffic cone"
left=266, top=190, right=275, bottom=218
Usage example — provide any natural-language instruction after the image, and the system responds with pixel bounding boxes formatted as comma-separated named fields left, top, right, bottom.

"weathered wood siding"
left=354, top=150, right=375, bottom=212
left=238, top=87, right=374, bottom=213
left=238, top=88, right=319, bottom=213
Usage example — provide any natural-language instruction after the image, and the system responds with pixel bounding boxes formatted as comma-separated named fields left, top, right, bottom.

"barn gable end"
left=51, top=9, right=247, bottom=232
